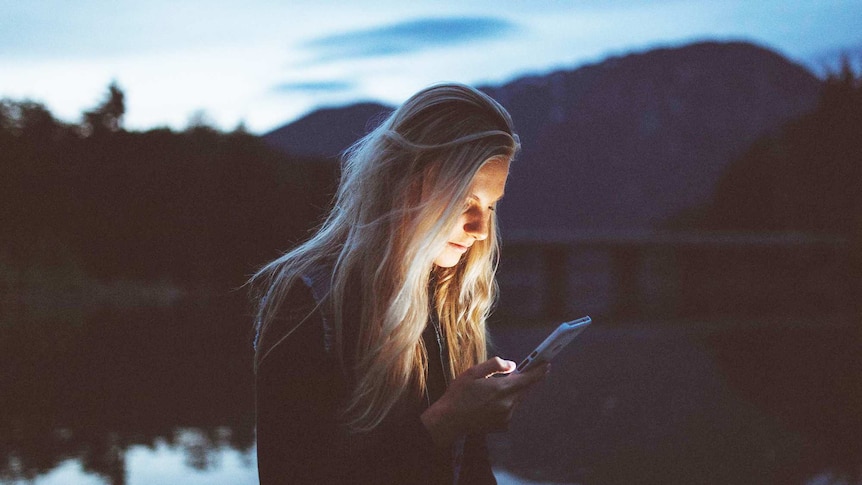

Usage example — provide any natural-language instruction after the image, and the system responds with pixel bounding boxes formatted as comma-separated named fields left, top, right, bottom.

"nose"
left=463, top=207, right=490, bottom=241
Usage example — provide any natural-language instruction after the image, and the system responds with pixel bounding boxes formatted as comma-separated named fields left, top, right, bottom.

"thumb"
left=467, top=356, right=516, bottom=378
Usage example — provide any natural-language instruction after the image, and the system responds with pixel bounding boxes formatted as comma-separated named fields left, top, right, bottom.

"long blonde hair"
left=250, top=83, right=519, bottom=432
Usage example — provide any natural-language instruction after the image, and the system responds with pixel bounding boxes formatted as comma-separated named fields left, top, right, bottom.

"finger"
left=506, top=404, right=517, bottom=422
left=487, top=364, right=517, bottom=378
left=511, top=380, right=541, bottom=402
left=498, top=405, right=517, bottom=431
left=501, top=363, right=550, bottom=391
left=467, top=356, right=516, bottom=378
left=521, top=362, right=550, bottom=380
left=485, top=406, right=513, bottom=433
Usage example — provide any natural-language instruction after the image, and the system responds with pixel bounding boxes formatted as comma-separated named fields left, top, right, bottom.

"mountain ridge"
left=264, top=40, right=822, bottom=235
left=264, top=101, right=393, bottom=158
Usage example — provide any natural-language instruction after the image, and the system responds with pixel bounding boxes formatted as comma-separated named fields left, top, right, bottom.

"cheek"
left=446, top=215, right=467, bottom=240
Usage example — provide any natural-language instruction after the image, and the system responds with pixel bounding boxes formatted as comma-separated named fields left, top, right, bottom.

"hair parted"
left=250, top=82, right=519, bottom=432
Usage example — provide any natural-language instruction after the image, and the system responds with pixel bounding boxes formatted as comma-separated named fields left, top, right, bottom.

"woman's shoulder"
left=256, top=272, right=334, bottom=369
left=273, top=278, right=320, bottom=330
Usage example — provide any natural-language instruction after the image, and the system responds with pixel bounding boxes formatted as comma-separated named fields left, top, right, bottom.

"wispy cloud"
left=301, top=16, right=520, bottom=64
left=272, top=80, right=356, bottom=93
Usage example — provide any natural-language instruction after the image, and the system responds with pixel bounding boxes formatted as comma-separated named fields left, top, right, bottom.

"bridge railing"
left=497, top=231, right=856, bottom=323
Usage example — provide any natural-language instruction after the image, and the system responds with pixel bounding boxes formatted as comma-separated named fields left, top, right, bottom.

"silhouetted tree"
left=82, top=81, right=125, bottom=136
left=186, top=109, right=217, bottom=133
left=666, top=65, right=861, bottom=320
left=0, top=100, right=12, bottom=134
left=231, top=120, right=250, bottom=135
left=4, top=100, right=68, bottom=140
left=1, top=84, right=338, bottom=288
left=821, top=56, right=862, bottom=110
left=707, top=62, right=861, bottom=237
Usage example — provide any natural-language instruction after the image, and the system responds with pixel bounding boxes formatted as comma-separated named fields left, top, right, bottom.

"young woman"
left=251, top=83, right=549, bottom=484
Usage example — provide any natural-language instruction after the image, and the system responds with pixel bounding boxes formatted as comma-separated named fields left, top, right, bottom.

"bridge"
left=499, top=230, right=856, bottom=322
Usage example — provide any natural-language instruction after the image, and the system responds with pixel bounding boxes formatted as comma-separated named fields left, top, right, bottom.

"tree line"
left=2, top=65, right=859, bottom=295
left=670, top=62, right=861, bottom=319
left=0, top=82, right=337, bottom=289
left=676, top=61, right=861, bottom=239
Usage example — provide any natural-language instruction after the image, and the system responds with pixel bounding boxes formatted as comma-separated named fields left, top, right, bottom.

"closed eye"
left=468, top=194, right=501, bottom=212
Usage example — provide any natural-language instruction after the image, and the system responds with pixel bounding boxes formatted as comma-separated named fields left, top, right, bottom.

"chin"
left=433, top=251, right=462, bottom=268
left=433, top=258, right=459, bottom=268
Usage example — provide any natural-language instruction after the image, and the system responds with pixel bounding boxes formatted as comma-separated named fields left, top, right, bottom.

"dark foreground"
left=490, top=317, right=862, bottom=485
left=1, top=296, right=859, bottom=485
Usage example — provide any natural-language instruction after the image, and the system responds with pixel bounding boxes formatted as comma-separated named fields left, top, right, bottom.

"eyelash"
left=464, top=200, right=496, bottom=212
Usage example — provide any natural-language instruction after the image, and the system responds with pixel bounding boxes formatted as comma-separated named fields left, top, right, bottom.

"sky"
left=2, top=0, right=861, bottom=134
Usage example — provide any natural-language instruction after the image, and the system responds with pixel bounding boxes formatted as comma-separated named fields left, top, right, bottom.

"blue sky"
left=2, top=0, right=860, bottom=133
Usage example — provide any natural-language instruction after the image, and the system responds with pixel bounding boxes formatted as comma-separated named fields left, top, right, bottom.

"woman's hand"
left=420, top=356, right=549, bottom=447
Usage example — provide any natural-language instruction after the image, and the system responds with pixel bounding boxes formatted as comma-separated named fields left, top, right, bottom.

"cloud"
left=302, top=16, right=520, bottom=63
left=272, top=80, right=356, bottom=93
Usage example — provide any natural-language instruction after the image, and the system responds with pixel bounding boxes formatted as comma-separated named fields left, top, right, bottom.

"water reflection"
left=12, top=442, right=562, bottom=485
left=1, top=291, right=859, bottom=484
left=0, top=293, right=257, bottom=485
left=5, top=433, right=258, bottom=485
left=124, top=431, right=256, bottom=485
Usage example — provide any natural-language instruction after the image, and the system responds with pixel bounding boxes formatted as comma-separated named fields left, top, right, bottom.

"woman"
left=251, top=83, right=549, bottom=484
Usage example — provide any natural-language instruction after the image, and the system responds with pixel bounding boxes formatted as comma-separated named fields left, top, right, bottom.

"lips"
left=448, top=242, right=471, bottom=252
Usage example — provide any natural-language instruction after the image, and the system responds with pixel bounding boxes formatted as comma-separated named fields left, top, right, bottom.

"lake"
left=2, top=290, right=859, bottom=484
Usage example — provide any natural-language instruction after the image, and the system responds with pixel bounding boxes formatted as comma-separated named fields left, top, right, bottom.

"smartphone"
left=516, top=316, right=592, bottom=373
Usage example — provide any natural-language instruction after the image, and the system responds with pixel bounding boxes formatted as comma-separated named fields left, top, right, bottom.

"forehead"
left=469, top=157, right=509, bottom=199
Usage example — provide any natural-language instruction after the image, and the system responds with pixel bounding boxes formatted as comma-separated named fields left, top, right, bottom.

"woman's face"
left=434, top=157, right=510, bottom=268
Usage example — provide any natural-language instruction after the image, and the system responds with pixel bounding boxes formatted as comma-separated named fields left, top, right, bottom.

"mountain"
left=264, top=102, right=392, bottom=159
left=483, top=41, right=821, bottom=234
left=264, top=41, right=822, bottom=235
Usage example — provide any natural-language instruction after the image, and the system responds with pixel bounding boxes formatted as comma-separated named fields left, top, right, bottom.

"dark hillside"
left=481, top=41, right=822, bottom=233
left=264, top=102, right=392, bottom=159
left=704, top=64, right=862, bottom=237
left=0, top=97, right=337, bottom=290
left=264, top=41, right=822, bottom=235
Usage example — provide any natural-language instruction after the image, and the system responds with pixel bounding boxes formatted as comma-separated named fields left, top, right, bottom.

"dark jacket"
left=255, top=270, right=497, bottom=484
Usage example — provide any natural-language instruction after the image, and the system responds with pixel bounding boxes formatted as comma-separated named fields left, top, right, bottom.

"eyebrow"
left=470, top=192, right=505, bottom=204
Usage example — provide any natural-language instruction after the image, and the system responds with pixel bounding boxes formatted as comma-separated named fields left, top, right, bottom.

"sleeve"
left=255, top=283, right=452, bottom=485
left=457, top=433, right=497, bottom=485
